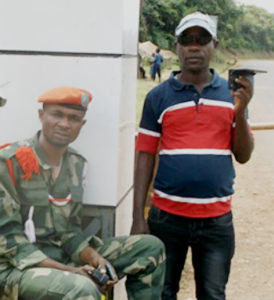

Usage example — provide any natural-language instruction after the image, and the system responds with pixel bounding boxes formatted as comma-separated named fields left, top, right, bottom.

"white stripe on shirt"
left=138, top=128, right=161, bottom=137
left=158, top=101, right=196, bottom=124
left=155, top=189, right=232, bottom=204
left=157, top=99, right=234, bottom=124
left=200, top=98, right=234, bottom=109
left=159, top=149, right=232, bottom=155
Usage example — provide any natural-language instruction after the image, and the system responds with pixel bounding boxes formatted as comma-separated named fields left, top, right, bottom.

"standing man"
left=150, top=52, right=156, bottom=80
left=131, top=11, right=254, bottom=300
left=0, top=86, right=165, bottom=300
left=151, top=48, right=164, bottom=82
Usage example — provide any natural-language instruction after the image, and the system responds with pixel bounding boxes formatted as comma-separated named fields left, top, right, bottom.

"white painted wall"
left=1, top=2, right=140, bottom=299
left=0, top=0, right=139, bottom=210
left=0, top=0, right=140, bottom=54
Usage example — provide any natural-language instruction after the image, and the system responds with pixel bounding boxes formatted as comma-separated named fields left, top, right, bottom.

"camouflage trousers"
left=18, top=234, right=165, bottom=300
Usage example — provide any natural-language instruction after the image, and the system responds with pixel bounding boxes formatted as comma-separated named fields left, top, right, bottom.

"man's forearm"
left=133, top=151, right=155, bottom=220
left=232, top=114, right=254, bottom=163
left=37, top=257, right=75, bottom=273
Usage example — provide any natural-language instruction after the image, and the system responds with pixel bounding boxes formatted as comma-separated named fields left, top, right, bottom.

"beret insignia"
left=81, top=93, right=90, bottom=108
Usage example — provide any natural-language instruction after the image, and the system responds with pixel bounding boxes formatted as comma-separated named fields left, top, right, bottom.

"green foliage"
left=140, top=0, right=187, bottom=50
left=237, top=6, right=274, bottom=51
left=140, top=0, right=274, bottom=53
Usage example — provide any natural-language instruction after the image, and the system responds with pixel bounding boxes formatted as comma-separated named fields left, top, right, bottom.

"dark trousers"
left=148, top=206, right=235, bottom=300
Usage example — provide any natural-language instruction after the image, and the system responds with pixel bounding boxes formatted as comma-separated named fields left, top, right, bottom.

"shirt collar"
left=29, top=131, right=52, bottom=170
left=169, top=69, right=222, bottom=91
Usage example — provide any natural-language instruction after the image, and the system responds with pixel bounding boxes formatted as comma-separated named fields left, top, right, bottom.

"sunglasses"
left=178, top=34, right=212, bottom=46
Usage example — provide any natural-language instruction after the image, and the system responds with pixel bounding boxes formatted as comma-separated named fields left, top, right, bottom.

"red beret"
left=38, top=86, right=92, bottom=111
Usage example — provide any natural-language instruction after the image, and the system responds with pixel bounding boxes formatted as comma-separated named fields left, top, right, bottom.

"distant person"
left=138, top=54, right=147, bottom=79
left=139, top=62, right=146, bottom=79
left=151, top=47, right=164, bottom=82
left=149, top=52, right=156, bottom=80
left=131, top=11, right=254, bottom=300
left=0, top=86, right=166, bottom=300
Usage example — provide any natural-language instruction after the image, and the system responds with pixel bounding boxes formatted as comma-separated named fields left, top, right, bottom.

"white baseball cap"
left=175, top=11, right=217, bottom=40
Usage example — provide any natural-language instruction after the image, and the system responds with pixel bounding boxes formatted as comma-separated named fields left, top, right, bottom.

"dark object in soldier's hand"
left=228, top=68, right=267, bottom=91
left=90, top=268, right=110, bottom=286
left=90, top=264, right=116, bottom=286
left=106, top=263, right=116, bottom=281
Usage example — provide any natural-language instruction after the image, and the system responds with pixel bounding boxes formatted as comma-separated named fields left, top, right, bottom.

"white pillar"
left=0, top=0, right=139, bottom=217
left=0, top=2, right=140, bottom=297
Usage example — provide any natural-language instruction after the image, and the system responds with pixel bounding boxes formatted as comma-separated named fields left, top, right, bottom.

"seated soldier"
left=0, top=86, right=165, bottom=300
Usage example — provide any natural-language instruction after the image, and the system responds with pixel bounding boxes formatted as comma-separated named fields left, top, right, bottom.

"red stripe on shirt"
left=136, top=132, right=160, bottom=154
left=161, top=105, right=234, bottom=150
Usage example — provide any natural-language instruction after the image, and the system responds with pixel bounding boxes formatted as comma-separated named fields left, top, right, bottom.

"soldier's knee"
left=70, top=276, right=101, bottom=300
left=19, top=270, right=101, bottom=300
left=138, top=234, right=165, bottom=257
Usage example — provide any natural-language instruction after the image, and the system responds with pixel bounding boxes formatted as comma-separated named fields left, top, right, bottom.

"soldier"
left=0, top=86, right=165, bottom=300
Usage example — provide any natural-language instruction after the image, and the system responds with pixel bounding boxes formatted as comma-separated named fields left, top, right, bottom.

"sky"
left=236, top=0, right=274, bottom=14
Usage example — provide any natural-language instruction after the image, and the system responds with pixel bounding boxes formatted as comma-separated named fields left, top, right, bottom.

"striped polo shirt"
left=136, top=70, right=237, bottom=218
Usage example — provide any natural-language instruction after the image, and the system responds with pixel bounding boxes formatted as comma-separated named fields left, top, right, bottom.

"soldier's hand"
left=102, top=263, right=118, bottom=289
left=73, top=264, right=95, bottom=278
left=80, top=246, right=105, bottom=268
left=79, top=247, right=118, bottom=287
left=130, top=218, right=150, bottom=234
left=73, top=265, right=106, bottom=293
left=97, top=260, right=118, bottom=288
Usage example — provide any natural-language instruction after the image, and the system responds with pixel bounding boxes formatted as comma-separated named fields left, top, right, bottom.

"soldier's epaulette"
left=67, top=147, right=87, bottom=162
left=0, top=140, right=39, bottom=182
left=0, top=140, right=30, bottom=160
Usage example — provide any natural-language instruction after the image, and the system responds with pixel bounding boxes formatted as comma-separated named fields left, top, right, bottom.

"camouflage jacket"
left=0, top=132, right=92, bottom=299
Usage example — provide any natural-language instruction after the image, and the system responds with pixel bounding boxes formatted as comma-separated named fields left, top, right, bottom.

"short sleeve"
left=136, top=93, right=161, bottom=154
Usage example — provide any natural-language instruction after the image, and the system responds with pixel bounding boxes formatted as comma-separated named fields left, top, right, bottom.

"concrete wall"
left=0, top=0, right=139, bottom=211
left=0, top=2, right=140, bottom=297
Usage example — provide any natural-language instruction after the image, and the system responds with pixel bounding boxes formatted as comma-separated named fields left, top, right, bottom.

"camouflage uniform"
left=0, top=133, right=165, bottom=300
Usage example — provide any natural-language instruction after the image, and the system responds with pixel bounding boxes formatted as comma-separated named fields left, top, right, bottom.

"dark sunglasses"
left=178, top=34, right=212, bottom=46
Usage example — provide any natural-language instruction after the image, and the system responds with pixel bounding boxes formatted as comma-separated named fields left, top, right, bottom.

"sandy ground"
left=178, top=60, right=274, bottom=300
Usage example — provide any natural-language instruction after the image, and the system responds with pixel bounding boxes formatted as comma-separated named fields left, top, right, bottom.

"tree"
left=139, top=0, right=274, bottom=53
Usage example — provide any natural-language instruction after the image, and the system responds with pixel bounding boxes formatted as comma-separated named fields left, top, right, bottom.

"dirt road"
left=178, top=60, right=274, bottom=300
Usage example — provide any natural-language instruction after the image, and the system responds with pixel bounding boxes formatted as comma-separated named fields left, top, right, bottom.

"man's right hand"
left=130, top=218, right=150, bottom=234
left=131, top=151, right=156, bottom=235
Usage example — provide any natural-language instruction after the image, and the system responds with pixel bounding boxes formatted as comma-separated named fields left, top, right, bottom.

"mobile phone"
left=90, top=268, right=109, bottom=286
left=228, top=68, right=267, bottom=90
left=106, top=263, right=116, bottom=281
